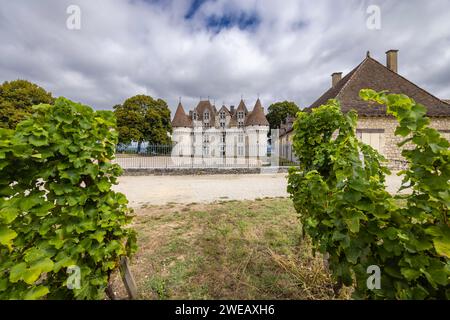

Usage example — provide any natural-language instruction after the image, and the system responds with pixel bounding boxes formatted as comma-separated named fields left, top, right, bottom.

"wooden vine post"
left=106, top=256, right=138, bottom=300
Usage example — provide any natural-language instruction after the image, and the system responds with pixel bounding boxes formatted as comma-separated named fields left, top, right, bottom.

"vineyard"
left=0, top=98, right=136, bottom=299
left=288, top=89, right=450, bottom=299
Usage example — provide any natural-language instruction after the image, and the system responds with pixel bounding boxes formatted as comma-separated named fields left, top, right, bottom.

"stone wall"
left=121, top=167, right=289, bottom=176
left=357, top=116, right=450, bottom=169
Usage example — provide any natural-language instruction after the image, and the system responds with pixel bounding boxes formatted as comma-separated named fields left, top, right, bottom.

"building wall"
left=172, top=125, right=270, bottom=166
left=279, top=131, right=297, bottom=163
left=357, top=116, right=450, bottom=163
left=277, top=116, right=450, bottom=167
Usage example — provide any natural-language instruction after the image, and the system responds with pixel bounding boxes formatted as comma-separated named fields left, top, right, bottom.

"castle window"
left=219, top=111, right=226, bottom=119
left=204, top=111, right=210, bottom=120
left=238, top=111, right=244, bottom=119
left=238, top=146, right=244, bottom=156
left=203, top=145, right=209, bottom=156
left=193, top=112, right=197, bottom=120
left=238, top=134, right=244, bottom=143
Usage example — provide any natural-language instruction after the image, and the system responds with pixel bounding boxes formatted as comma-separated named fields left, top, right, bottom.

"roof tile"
left=307, top=55, right=450, bottom=117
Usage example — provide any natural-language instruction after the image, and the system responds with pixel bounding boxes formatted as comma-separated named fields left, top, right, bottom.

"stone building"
left=171, top=98, right=270, bottom=166
left=280, top=50, right=450, bottom=167
left=278, top=116, right=297, bottom=163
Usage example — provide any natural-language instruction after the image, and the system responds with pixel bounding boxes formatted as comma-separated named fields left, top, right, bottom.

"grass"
left=110, top=198, right=350, bottom=300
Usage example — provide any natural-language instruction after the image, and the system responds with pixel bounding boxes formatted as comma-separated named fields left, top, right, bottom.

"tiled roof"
left=173, top=99, right=269, bottom=128
left=246, top=98, right=270, bottom=126
left=194, top=100, right=216, bottom=122
left=218, top=105, right=231, bottom=115
left=236, top=99, right=249, bottom=114
left=230, top=99, right=249, bottom=126
left=171, top=102, right=192, bottom=127
left=307, top=55, right=450, bottom=117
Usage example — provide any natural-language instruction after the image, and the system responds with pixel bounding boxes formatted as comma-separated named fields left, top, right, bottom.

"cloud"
left=1, top=0, right=450, bottom=114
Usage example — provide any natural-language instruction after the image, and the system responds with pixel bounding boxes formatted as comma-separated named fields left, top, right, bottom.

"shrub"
left=287, top=90, right=449, bottom=299
left=0, top=98, right=136, bottom=299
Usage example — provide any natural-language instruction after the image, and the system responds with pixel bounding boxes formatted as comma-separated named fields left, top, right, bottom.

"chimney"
left=230, top=105, right=235, bottom=114
left=331, top=72, right=342, bottom=88
left=386, top=49, right=399, bottom=73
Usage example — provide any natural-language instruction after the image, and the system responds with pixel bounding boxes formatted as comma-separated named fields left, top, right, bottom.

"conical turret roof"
left=245, top=98, right=269, bottom=126
left=171, top=102, right=192, bottom=127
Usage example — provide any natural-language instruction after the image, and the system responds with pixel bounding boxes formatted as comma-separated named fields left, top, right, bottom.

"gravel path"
left=115, top=172, right=406, bottom=208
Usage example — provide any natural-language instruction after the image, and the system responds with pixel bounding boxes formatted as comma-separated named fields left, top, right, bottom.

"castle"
left=171, top=98, right=270, bottom=166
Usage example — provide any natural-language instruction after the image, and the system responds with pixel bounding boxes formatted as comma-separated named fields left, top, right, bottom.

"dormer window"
left=193, top=112, right=197, bottom=120
left=204, top=111, right=210, bottom=120
left=219, top=111, right=226, bottom=120
left=238, top=111, right=244, bottom=119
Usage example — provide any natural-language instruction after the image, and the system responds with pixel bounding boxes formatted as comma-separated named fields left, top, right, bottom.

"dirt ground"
left=114, top=172, right=406, bottom=208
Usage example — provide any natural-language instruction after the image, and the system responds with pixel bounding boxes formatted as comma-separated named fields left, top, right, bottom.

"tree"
left=113, top=95, right=172, bottom=151
left=266, top=101, right=300, bottom=130
left=0, top=79, right=55, bottom=129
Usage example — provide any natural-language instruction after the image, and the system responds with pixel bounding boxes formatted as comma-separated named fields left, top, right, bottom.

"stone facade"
left=357, top=117, right=450, bottom=166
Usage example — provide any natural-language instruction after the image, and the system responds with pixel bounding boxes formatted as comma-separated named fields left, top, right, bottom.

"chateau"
left=171, top=98, right=269, bottom=166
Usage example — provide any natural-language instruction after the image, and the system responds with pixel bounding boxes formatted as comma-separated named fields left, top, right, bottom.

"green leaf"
left=19, top=194, right=43, bottom=211
left=23, top=285, right=49, bottom=300
left=400, top=268, right=421, bottom=281
left=29, top=135, right=48, bottom=147
left=395, top=126, right=411, bottom=137
left=23, top=258, right=54, bottom=284
left=0, top=226, right=17, bottom=248
left=427, top=267, right=449, bottom=286
left=433, top=238, right=450, bottom=258
left=9, top=262, right=27, bottom=283
left=97, top=180, right=111, bottom=192
left=53, top=256, right=76, bottom=273
left=345, top=216, right=360, bottom=233
left=0, top=207, right=19, bottom=224
left=0, top=278, right=8, bottom=291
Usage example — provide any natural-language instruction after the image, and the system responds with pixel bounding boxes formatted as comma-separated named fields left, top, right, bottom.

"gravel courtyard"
left=114, top=172, right=406, bottom=208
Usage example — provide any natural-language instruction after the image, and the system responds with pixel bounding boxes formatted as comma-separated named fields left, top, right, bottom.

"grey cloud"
left=0, top=0, right=449, bottom=114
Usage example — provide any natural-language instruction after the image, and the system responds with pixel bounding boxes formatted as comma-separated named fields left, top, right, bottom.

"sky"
left=1, top=0, right=450, bottom=115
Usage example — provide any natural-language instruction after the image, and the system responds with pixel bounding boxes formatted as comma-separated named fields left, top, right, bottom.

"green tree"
left=0, top=79, right=55, bottom=129
left=113, top=95, right=172, bottom=151
left=266, top=101, right=300, bottom=129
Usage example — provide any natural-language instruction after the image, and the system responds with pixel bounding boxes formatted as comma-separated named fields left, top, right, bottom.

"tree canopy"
left=113, top=95, right=172, bottom=148
left=266, top=101, right=300, bottom=129
left=0, top=79, right=55, bottom=129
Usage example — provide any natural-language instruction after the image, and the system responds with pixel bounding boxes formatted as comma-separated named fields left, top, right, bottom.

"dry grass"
left=110, top=198, right=351, bottom=300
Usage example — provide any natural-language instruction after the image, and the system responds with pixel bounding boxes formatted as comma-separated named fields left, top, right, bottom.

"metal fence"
left=278, top=143, right=299, bottom=166
left=114, top=144, right=277, bottom=169
left=113, top=143, right=409, bottom=170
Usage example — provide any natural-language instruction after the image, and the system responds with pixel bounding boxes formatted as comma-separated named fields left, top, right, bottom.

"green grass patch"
left=120, top=198, right=347, bottom=300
